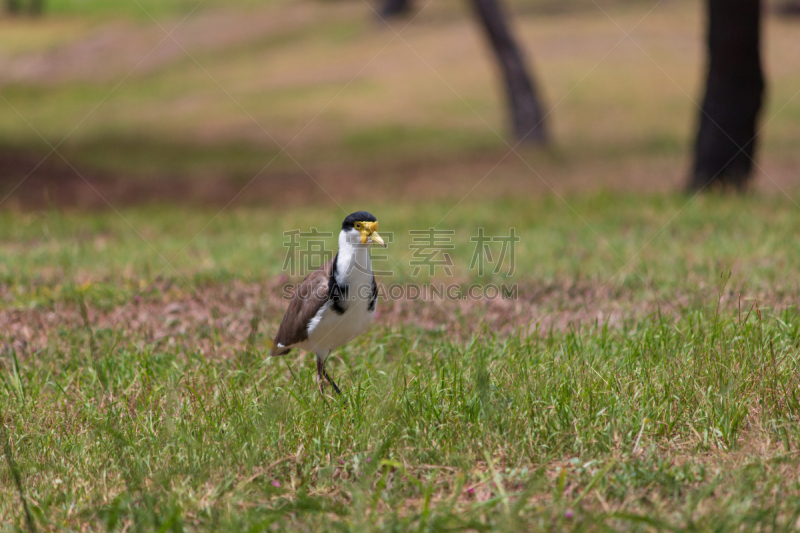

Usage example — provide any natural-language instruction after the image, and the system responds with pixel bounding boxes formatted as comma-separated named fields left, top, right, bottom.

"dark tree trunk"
left=380, top=0, right=412, bottom=18
left=468, top=0, right=548, bottom=144
left=688, top=0, right=764, bottom=191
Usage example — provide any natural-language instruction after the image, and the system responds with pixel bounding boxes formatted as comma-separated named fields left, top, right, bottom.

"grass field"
left=2, top=195, right=800, bottom=531
left=2, top=0, right=800, bottom=531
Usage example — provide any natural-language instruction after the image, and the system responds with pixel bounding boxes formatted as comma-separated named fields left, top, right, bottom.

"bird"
left=270, top=211, right=386, bottom=395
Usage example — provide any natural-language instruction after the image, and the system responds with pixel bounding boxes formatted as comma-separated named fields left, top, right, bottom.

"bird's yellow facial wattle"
left=354, top=221, right=386, bottom=247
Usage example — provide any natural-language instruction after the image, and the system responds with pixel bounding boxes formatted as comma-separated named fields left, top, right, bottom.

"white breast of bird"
left=307, top=242, right=375, bottom=353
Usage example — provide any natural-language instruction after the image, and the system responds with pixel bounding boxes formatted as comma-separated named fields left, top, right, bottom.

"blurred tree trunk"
left=380, top=0, right=411, bottom=18
left=688, top=0, right=764, bottom=191
left=378, top=0, right=548, bottom=144
left=468, top=0, right=548, bottom=144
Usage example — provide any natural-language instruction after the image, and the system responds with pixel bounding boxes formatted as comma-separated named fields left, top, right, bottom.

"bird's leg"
left=323, top=368, right=342, bottom=395
left=316, top=349, right=341, bottom=396
left=316, top=355, right=326, bottom=395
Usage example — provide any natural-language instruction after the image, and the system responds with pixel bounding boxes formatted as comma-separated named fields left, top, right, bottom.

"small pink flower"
left=565, top=510, right=573, bottom=519
left=272, top=480, right=280, bottom=488
left=341, top=460, right=345, bottom=465
left=134, top=295, right=140, bottom=302
left=366, top=457, right=371, bottom=463
left=467, top=487, right=475, bottom=495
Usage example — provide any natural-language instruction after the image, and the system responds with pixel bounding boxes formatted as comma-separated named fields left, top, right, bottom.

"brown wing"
left=271, top=258, right=334, bottom=355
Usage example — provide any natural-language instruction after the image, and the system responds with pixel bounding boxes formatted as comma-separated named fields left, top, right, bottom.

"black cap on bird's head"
left=342, top=211, right=376, bottom=230
left=341, top=211, right=385, bottom=247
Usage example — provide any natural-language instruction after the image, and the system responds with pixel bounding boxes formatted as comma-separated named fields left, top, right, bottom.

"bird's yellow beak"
left=359, top=221, right=386, bottom=247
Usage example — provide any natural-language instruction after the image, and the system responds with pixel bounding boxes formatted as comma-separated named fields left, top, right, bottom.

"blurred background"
left=1, top=0, right=798, bottom=210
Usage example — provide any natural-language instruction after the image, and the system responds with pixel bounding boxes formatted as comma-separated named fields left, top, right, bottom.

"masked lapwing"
left=271, top=211, right=386, bottom=395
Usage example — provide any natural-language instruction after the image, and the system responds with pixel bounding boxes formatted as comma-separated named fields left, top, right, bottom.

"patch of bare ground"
left=2, top=276, right=796, bottom=362
left=0, top=5, right=319, bottom=85
left=0, top=148, right=678, bottom=210
left=3, top=144, right=799, bottom=210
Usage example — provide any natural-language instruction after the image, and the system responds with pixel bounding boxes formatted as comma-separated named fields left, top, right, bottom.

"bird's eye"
left=355, top=222, right=362, bottom=229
